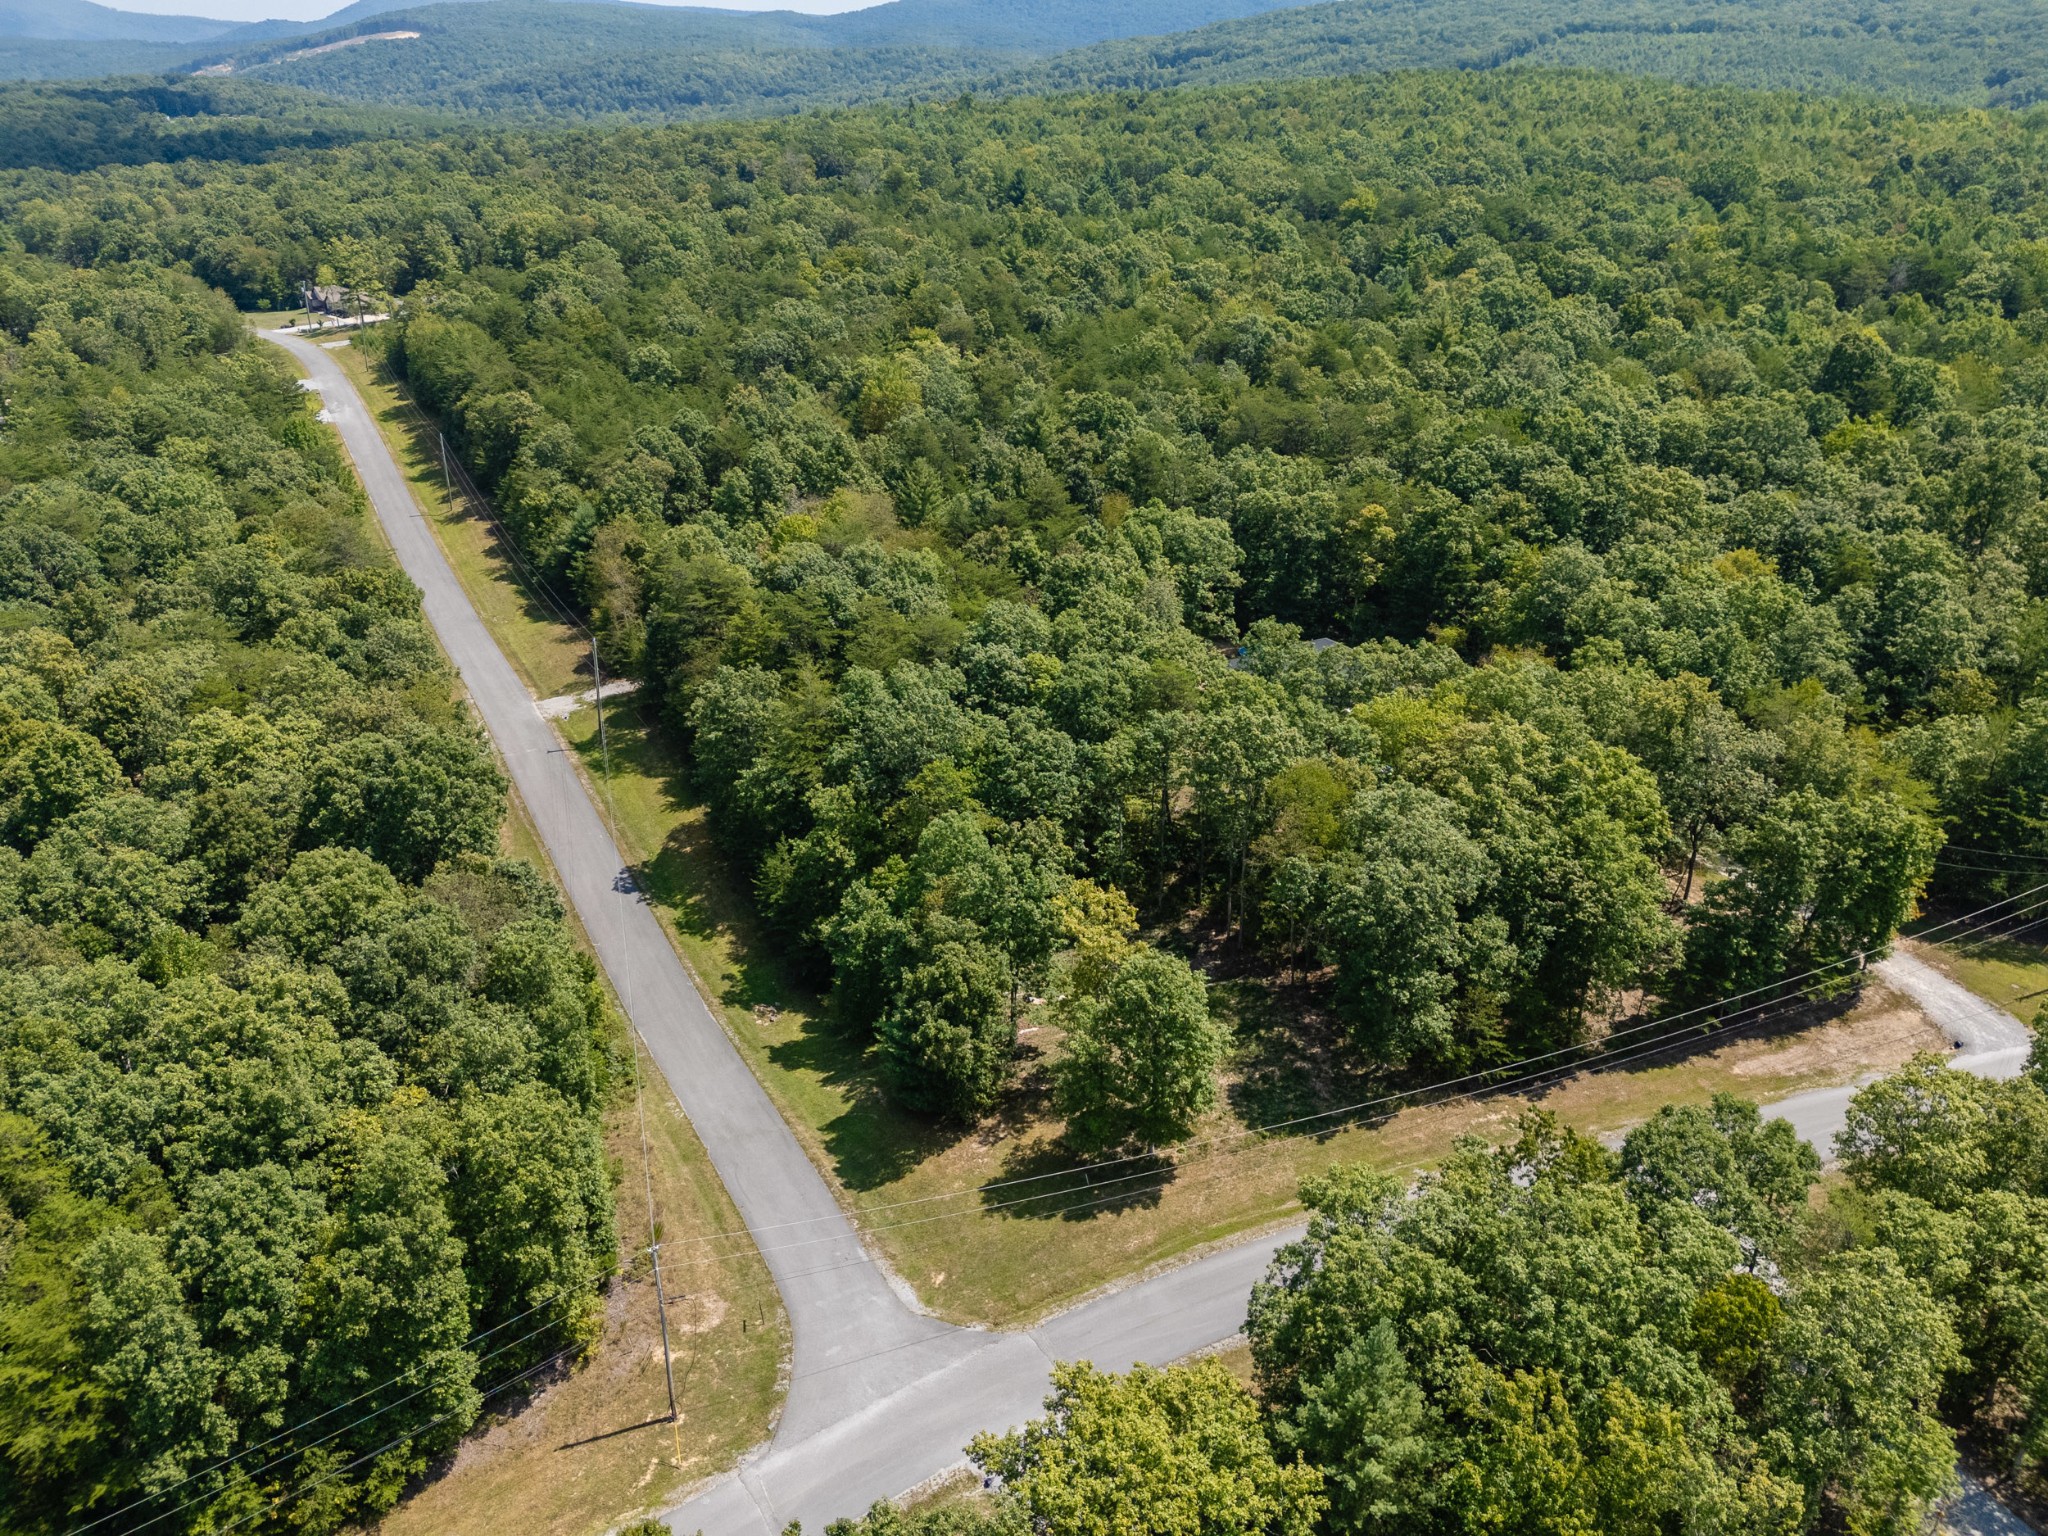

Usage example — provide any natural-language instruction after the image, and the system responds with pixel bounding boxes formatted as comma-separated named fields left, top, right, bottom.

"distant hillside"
left=797, top=0, right=1325, bottom=52
left=0, top=73, right=446, bottom=166
left=6, top=0, right=2048, bottom=115
left=151, top=0, right=1315, bottom=114
left=1005, top=0, right=2048, bottom=110
left=0, top=0, right=231, bottom=42
left=202, top=0, right=2048, bottom=116
left=0, top=35, right=192, bottom=71
left=202, top=4, right=981, bottom=114
left=0, top=0, right=1334, bottom=116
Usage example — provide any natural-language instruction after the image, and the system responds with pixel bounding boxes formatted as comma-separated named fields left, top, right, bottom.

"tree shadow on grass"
left=981, top=1135, right=1172, bottom=1220
left=1221, top=969, right=1878, bottom=1144
left=1221, top=973, right=1389, bottom=1133
left=603, top=703, right=972, bottom=1192
left=771, top=1032, right=967, bottom=1192
left=1535, top=982, right=1868, bottom=1091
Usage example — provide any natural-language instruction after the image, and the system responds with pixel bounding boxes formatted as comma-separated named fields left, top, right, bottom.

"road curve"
left=271, top=332, right=2038, bottom=1536
left=675, top=949, right=2036, bottom=1535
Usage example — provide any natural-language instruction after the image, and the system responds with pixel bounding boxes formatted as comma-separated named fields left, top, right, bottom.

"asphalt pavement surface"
left=265, top=330, right=984, bottom=1474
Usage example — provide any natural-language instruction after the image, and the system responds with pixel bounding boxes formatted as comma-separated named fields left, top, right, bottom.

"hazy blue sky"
left=111, top=0, right=882, bottom=24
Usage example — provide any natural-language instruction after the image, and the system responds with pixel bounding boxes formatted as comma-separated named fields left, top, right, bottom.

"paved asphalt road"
left=265, top=329, right=987, bottom=1467
left=272, top=331, right=2038, bottom=1536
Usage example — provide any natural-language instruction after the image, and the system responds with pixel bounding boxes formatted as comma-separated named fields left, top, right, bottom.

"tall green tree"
left=1055, top=943, right=1226, bottom=1152
left=969, top=1360, right=1325, bottom=1536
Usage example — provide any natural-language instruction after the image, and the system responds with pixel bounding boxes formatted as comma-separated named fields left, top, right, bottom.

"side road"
left=674, top=946, right=2035, bottom=1536
left=270, top=331, right=2038, bottom=1536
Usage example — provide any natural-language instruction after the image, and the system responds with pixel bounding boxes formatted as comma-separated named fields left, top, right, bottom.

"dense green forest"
left=0, top=0, right=233, bottom=45
left=827, top=1063, right=2048, bottom=1535
left=0, top=0, right=1316, bottom=100
left=11, top=0, right=2048, bottom=119
left=1010, top=0, right=2048, bottom=111
left=6, top=58, right=2048, bottom=1535
left=14, top=71, right=2039, bottom=1120
left=49, top=0, right=2048, bottom=121
left=0, top=37, right=194, bottom=81
left=0, top=77, right=447, bottom=172
left=0, top=254, right=617, bottom=1531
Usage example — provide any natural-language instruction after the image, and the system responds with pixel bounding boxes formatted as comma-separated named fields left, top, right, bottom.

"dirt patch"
left=1727, top=985, right=1947, bottom=1082
left=280, top=29, right=421, bottom=63
left=670, top=1291, right=728, bottom=1337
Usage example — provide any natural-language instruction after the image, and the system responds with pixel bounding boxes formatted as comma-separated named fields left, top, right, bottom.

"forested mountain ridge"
left=177, top=0, right=1321, bottom=119
left=0, top=0, right=1323, bottom=95
left=0, top=0, right=231, bottom=44
left=0, top=76, right=449, bottom=172
left=0, top=255, right=618, bottom=1530
left=1007, top=0, right=2048, bottom=110
left=10, top=0, right=2048, bottom=115
left=32, top=0, right=2048, bottom=118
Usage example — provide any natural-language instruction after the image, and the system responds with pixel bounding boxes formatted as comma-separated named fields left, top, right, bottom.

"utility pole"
left=439, top=431, right=451, bottom=494
left=650, top=1234, right=679, bottom=1427
left=601, top=635, right=672, bottom=1457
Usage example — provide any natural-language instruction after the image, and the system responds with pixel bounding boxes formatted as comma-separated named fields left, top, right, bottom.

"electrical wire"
left=644, top=878, right=2048, bottom=1261
left=192, top=1342, right=589, bottom=1536
left=175, top=351, right=2048, bottom=1526
left=96, top=1304, right=593, bottom=1536
left=60, top=1277, right=619, bottom=1536
left=1937, top=843, right=2048, bottom=865
left=654, top=884, right=2048, bottom=1270
left=128, top=901, right=1985, bottom=1536
left=122, top=877, right=2018, bottom=1536
left=99, top=862, right=2043, bottom=1533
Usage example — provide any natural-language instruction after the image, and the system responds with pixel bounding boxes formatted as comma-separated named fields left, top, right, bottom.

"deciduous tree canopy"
left=0, top=257, right=617, bottom=1535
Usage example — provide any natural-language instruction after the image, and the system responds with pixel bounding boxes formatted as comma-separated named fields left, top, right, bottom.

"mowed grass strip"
left=329, top=339, right=590, bottom=700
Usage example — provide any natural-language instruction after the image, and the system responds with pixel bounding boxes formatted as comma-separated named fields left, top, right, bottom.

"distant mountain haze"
left=0, top=0, right=233, bottom=39
left=1, top=0, right=1296, bottom=39
left=21, top=0, right=886, bottom=25
left=3, top=0, right=2045, bottom=111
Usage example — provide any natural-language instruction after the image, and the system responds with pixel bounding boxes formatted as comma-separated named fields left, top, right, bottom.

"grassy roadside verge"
left=316, top=330, right=1980, bottom=1330
left=557, top=700, right=1953, bottom=1326
left=326, top=336, right=589, bottom=700
left=271, top=320, right=786, bottom=1533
